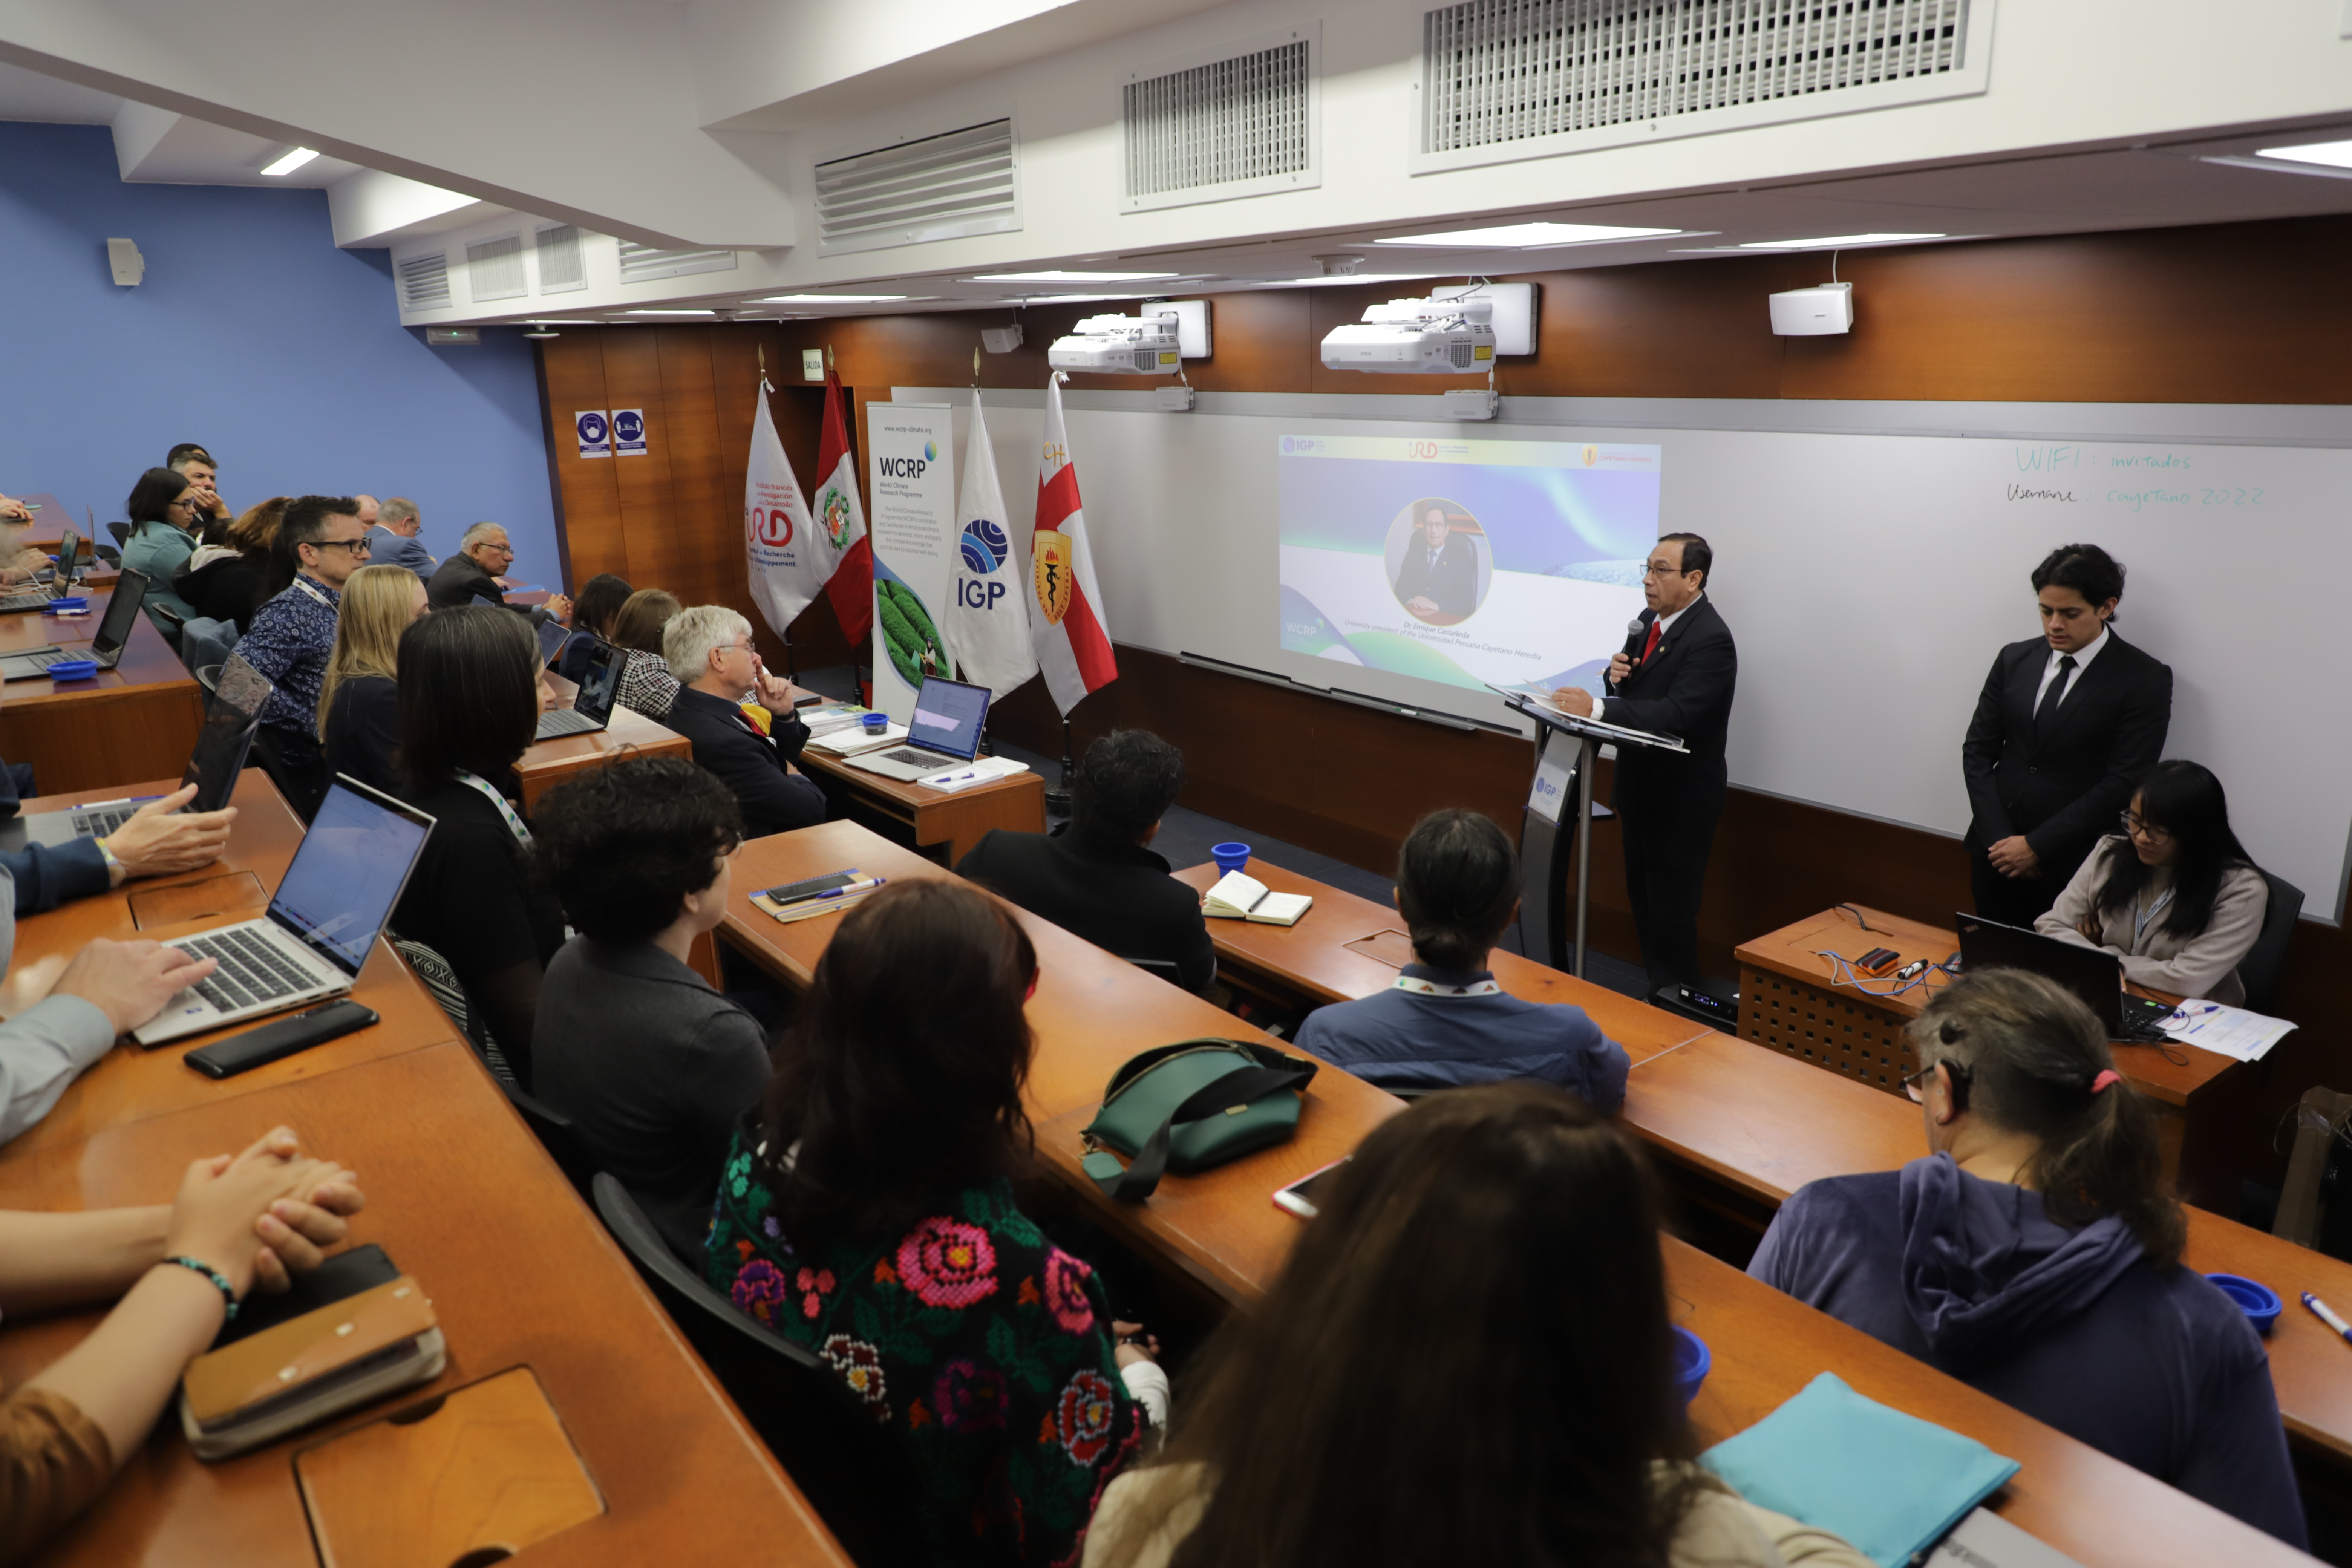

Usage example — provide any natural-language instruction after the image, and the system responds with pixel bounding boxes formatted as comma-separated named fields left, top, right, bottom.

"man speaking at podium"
left=1552, top=533, right=1738, bottom=993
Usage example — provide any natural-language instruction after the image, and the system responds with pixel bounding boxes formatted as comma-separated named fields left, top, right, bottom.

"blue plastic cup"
left=1211, top=842, right=1251, bottom=875
left=44, top=658, right=98, bottom=682
left=861, top=712, right=888, bottom=734
left=2206, top=1273, right=2282, bottom=1336
left=1671, top=1326, right=1711, bottom=1413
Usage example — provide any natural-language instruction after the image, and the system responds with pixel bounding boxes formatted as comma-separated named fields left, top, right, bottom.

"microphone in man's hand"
left=1625, top=617, right=1648, bottom=665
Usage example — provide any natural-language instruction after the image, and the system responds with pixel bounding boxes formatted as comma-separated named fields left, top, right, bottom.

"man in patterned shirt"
left=240, top=496, right=370, bottom=817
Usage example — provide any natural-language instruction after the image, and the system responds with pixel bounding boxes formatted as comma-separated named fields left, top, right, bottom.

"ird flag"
left=946, top=388, right=1037, bottom=697
left=1030, top=375, right=1116, bottom=714
left=743, top=366, right=873, bottom=645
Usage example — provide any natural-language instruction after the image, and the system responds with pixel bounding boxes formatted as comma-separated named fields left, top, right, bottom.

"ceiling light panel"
left=760, top=294, right=908, bottom=303
left=1375, top=222, right=1678, bottom=247
left=969, top=270, right=1181, bottom=282
left=261, top=147, right=320, bottom=177
left=1737, top=233, right=1944, bottom=249
left=2250, top=138, right=2352, bottom=170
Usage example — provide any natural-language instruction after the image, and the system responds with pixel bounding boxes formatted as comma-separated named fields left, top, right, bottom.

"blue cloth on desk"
left=1750, top=1153, right=2306, bottom=1547
left=1703, top=1371, right=2016, bottom=1568
left=1292, top=961, right=1630, bottom=1109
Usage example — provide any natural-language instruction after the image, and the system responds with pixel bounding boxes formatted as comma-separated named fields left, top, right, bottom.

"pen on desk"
left=2170, top=1003, right=2221, bottom=1019
left=807, top=877, right=884, bottom=902
left=2304, top=1293, right=2352, bottom=1344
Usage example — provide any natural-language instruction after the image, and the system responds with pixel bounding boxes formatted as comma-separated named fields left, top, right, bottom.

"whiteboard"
left=902, top=388, right=2352, bottom=920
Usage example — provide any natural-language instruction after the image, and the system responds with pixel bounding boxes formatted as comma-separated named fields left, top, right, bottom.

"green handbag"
left=1079, top=1039, right=1318, bottom=1203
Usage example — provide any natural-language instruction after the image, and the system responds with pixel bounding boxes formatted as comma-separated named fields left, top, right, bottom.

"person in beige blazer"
left=2035, top=760, right=2268, bottom=1006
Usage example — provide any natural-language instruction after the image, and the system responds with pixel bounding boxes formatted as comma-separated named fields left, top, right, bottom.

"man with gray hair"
left=168, top=444, right=230, bottom=525
left=659, top=605, right=822, bottom=837
left=364, top=495, right=437, bottom=582
left=427, top=520, right=571, bottom=624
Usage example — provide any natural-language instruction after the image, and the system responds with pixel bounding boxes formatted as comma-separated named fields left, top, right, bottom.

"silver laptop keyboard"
left=536, top=708, right=599, bottom=738
left=0, top=593, right=47, bottom=612
left=880, top=747, right=945, bottom=768
left=69, top=805, right=138, bottom=837
left=176, top=928, right=313, bottom=1012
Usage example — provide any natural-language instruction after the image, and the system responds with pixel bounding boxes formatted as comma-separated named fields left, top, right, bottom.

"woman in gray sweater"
left=2034, top=760, right=2268, bottom=1004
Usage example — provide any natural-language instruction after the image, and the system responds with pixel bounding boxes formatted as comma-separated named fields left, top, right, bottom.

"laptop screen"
left=908, top=676, right=991, bottom=761
left=93, top=569, right=147, bottom=652
left=55, top=528, right=80, bottom=583
left=536, top=618, right=570, bottom=664
left=269, top=778, right=436, bottom=977
left=182, top=652, right=274, bottom=811
left=575, top=640, right=622, bottom=721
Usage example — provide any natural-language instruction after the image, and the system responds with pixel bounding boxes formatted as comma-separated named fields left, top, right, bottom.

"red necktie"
left=1639, top=619, right=1663, bottom=665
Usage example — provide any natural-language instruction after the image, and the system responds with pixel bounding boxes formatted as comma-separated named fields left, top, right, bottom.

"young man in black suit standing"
left=1392, top=504, right=1479, bottom=621
left=1961, top=544, right=2172, bottom=929
left=1552, top=532, right=1737, bottom=992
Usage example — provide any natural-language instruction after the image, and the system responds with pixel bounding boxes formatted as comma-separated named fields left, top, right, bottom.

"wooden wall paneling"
left=596, top=328, right=683, bottom=594
left=1180, top=288, right=1312, bottom=393
left=651, top=326, right=729, bottom=612
left=534, top=334, right=623, bottom=589
left=1511, top=260, right=1805, bottom=400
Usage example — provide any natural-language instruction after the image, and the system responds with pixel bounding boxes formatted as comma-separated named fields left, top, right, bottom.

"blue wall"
left=0, top=122, right=559, bottom=586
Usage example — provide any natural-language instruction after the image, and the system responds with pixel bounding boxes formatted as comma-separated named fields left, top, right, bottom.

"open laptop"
left=1952, top=912, right=2176, bottom=1043
left=0, top=527, right=80, bottom=614
left=0, top=568, right=147, bottom=680
left=0, top=652, right=273, bottom=850
left=846, top=675, right=992, bottom=781
left=133, top=776, right=436, bottom=1046
left=535, top=637, right=622, bottom=740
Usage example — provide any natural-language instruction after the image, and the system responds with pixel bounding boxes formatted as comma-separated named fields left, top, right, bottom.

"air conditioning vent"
left=465, top=234, right=527, bottom=302
left=815, top=119, right=1019, bottom=257
left=397, top=251, right=451, bottom=311
left=617, top=242, right=739, bottom=284
left=535, top=225, right=586, bottom=293
left=1123, top=27, right=1320, bottom=213
left=1416, top=0, right=1990, bottom=173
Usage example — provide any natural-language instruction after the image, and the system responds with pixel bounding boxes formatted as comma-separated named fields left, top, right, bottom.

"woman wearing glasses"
left=1749, top=970, right=2303, bottom=1545
left=2030, top=760, right=2268, bottom=1006
left=120, top=466, right=205, bottom=628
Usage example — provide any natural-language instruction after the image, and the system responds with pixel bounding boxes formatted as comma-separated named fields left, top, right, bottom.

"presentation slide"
left=1276, top=434, right=1661, bottom=697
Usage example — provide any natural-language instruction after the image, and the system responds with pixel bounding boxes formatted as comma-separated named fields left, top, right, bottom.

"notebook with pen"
left=750, top=870, right=886, bottom=923
left=1203, top=871, right=1313, bottom=927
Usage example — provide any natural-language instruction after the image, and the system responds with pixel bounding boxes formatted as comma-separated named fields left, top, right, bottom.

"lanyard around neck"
left=2133, top=884, right=2175, bottom=941
left=294, top=576, right=335, bottom=609
left=1393, top=974, right=1501, bottom=998
left=453, top=769, right=531, bottom=845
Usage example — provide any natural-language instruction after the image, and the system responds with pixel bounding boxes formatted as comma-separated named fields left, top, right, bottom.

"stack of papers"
left=2159, top=1001, right=2297, bottom=1063
left=808, top=722, right=906, bottom=755
left=916, top=756, right=1030, bottom=793
left=1203, top=871, right=1314, bottom=927
left=798, top=702, right=872, bottom=738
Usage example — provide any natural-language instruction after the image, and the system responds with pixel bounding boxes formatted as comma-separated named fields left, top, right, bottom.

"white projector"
left=1047, top=312, right=1183, bottom=375
left=1769, top=282, right=1853, bottom=336
left=1320, top=297, right=1497, bottom=374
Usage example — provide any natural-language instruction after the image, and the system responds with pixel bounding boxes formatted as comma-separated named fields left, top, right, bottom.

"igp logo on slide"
left=961, top=519, right=1009, bottom=573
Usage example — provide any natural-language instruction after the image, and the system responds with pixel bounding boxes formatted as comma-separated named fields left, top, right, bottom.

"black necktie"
left=2034, top=654, right=2077, bottom=735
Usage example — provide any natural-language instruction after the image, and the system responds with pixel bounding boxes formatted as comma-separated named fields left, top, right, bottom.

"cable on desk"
left=1815, top=950, right=1946, bottom=1000
left=1833, top=903, right=1876, bottom=933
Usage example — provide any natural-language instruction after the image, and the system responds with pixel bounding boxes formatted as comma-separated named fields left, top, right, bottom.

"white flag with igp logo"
left=945, top=388, right=1037, bottom=697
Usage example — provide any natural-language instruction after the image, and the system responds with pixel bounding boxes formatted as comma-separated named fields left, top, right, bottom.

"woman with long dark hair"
left=1750, top=970, right=2303, bottom=1545
left=119, top=466, right=203, bottom=625
left=706, top=879, right=1165, bottom=1568
left=2032, top=759, right=2269, bottom=1004
left=177, top=495, right=288, bottom=633
left=387, top=608, right=566, bottom=1080
left=1086, top=1083, right=1868, bottom=1568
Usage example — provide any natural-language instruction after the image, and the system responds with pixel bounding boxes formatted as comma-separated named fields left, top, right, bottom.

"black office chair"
left=1123, top=956, right=1184, bottom=986
left=591, top=1175, right=924, bottom=1568
left=93, top=545, right=121, bottom=568
left=2239, top=870, right=2306, bottom=1015
left=247, top=727, right=327, bottom=823
left=499, top=1083, right=600, bottom=1198
left=104, top=521, right=129, bottom=547
left=194, top=663, right=222, bottom=698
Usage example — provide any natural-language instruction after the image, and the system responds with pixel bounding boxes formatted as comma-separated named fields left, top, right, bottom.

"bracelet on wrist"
left=161, top=1255, right=239, bottom=1320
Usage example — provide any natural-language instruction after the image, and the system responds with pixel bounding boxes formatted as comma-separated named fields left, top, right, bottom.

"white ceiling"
left=0, top=57, right=116, bottom=122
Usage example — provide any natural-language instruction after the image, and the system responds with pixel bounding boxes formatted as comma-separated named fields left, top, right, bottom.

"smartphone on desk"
left=761, top=871, right=862, bottom=904
left=1272, top=1158, right=1350, bottom=1220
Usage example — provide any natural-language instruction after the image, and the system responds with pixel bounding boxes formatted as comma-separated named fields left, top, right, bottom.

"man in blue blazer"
left=363, top=496, right=438, bottom=582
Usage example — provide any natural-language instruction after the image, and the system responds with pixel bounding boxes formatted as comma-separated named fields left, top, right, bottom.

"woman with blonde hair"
left=609, top=587, right=684, bottom=720
left=178, top=495, right=289, bottom=633
left=318, top=564, right=428, bottom=794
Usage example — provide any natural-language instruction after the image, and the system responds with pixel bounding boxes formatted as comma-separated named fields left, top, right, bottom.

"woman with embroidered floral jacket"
left=707, top=880, right=1167, bottom=1568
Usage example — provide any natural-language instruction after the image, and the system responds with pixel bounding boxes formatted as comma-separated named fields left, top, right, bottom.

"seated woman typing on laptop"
left=318, top=565, right=429, bottom=798
left=553, top=572, right=631, bottom=683
left=609, top=589, right=684, bottom=721
left=1084, top=1084, right=1868, bottom=1568
left=388, top=609, right=567, bottom=1084
left=1748, top=970, right=2303, bottom=1544
left=0, top=1127, right=361, bottom=1557
left=2032, top=759, right=2268, bottom=1006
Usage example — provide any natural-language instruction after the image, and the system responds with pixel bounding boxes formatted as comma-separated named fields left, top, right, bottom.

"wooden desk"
left=0, top=595, right=115, bottom=652
left=0, top=615, right=203, bottom=793
left=514, top=670, right=692, bottom=812
left=784, top=684, right=1045, bottom=866
left=0, top=772, right=464, bottom=1159
left=1170, top=859, right=1711, bottom=1066
left=0, top=1042, right=848, bottom=1566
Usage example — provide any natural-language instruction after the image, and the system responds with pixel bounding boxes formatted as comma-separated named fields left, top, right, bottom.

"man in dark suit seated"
left=659, top=605, right=824, bottom=839
left=530, top=756, right=772, bottom=1262
left=1962, top=543, right=2172, bottom=928
left=426, top=521, right=571, bottom=625
left=956, top=729, right=1215, bottom=995
left=1392, top=503, right=1479, bottom=621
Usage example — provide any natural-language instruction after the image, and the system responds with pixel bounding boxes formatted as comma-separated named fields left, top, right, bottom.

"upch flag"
left=1029, top=375, right=1116, bottom=714
left=946, top=389, right=1037, bottom=697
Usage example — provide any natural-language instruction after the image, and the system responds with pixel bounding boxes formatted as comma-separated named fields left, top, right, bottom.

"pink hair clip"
left=2090, top=1069, right=2121, bottom=1095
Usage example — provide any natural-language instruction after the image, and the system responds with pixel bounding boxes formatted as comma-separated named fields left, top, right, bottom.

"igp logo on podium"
left=575, top=411, right=612, bottom=459
left=612, top=408, right=648, bottom=457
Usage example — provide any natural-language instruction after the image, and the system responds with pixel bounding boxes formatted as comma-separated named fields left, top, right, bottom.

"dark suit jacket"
left=322, top=675, right=402, bottom=798
left=665, top=686, right=823, bottom=839
left=427, top=554, right=555, bottom=624
left=1961, top=632, right=2172, bottom=880
left=1600, top=594, right=1738, bottom=802
left=956, top=827, right=1217, bottom=995
left=1392, top=534, right=1479, bottom=619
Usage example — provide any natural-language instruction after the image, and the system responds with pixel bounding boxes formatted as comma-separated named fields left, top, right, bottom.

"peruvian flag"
left=811, top=366, right=873, bottom=644
left=1029, top=375, right=1116, bottom=714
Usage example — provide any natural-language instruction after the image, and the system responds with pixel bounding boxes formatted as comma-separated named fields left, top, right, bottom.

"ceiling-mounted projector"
left=1047, top=311, right=1182, bottom=375
left=1320, top=296, right=1497, bottom=373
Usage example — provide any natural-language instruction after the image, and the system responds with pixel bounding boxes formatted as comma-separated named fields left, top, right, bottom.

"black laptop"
left=0, top=527, right=81, bottom=614
left=534, top=637, right=622, bottom=740
left=0, top=568, right=147, bottom=679
left=1952, top=912, right=2176, bottom=1042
